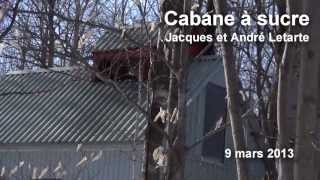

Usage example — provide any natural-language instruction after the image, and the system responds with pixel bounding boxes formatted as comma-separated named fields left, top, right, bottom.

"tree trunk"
left=71, top=0, right=81, bottom=65
left=48, top=0, right=55, bottom=67
left=276, top=0, right=301, bottom=179
left=276, top=42, right=292, bottom=180
left=294, top=0, right=320, bottom=179
left=214, top=0, right=249, bottom=180
left=157, top=0, right=191, bottom=179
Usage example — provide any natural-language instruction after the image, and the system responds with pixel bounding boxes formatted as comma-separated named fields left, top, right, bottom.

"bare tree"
left=214, top=0, right=249, bottom=180
left=294, top=0, right=320, bottom=179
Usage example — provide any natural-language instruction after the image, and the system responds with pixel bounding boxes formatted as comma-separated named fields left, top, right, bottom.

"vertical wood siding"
left=185, top=88, right=236, bottom=180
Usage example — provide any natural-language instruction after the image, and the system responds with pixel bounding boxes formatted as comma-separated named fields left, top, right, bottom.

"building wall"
left=184, top=86, right=237, bottom=180
left=0, top=144, right=144, bottom=180
left=184, top=59, right=235, bottom=180
left=185, top=59, right=267, bottom=180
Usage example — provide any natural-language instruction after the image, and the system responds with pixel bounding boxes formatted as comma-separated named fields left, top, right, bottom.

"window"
left=202, top=83, right=227, bottom=163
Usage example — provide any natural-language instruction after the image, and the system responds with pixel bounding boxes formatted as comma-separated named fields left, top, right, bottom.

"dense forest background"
left=0, top=0, right=319, bottom=180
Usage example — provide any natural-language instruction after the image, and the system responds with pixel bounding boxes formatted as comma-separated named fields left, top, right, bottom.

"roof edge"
left=7, top=66, right=83, bottom=75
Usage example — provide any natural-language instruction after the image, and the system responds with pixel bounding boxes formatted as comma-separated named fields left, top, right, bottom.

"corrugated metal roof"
left=0, top=68, right=147, bottom=144
left=93, top=23, right=159, bottom=52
